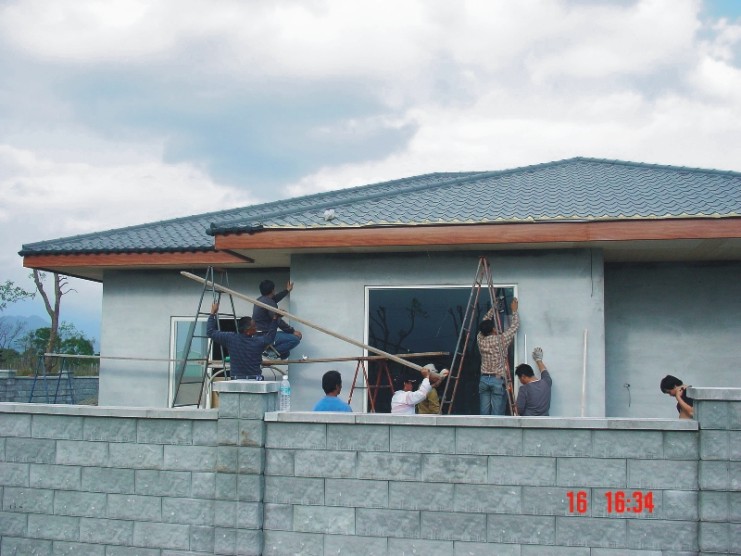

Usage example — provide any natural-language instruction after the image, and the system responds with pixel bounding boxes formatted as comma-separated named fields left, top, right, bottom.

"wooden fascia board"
left=214, top=218, right=741, bottom=250
left=22, top=250, right=250, bottom=270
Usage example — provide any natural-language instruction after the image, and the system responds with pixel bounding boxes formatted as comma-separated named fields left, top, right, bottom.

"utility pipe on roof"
left=180, top=271, right=425, bottom=373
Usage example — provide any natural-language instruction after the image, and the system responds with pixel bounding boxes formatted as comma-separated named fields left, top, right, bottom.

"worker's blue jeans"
left=479, top=374, right=506, bottom=415
left=272, top=331, right=301, bottom=359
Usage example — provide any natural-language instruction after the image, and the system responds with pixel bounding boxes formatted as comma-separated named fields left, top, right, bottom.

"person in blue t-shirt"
left=313, top=370, right=352, bottom=412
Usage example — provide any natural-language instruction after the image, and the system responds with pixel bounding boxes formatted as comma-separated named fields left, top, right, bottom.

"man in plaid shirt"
left=477, top=297, right=519, bottom=415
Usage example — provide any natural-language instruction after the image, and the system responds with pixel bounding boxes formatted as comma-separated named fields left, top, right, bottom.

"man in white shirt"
left=391, top=365, right=449, bottom=415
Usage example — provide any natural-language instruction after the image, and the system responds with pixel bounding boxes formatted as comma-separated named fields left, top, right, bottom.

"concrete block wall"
left=0, top=403, right=221, bottom=556
left=262, top=414, right=701, bottom=555
left=692, top=387, right=741, bottom=555
left=0, top=372, right=99, bottom=404
left=2, top=384, right=740, bottom=555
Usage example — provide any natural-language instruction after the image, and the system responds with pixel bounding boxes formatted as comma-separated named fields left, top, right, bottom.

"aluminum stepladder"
left=171, top=267, right=238, bottom=407
left=438, top=256, right=517, bottom=415
left=28, top=355, right=77, bottom=404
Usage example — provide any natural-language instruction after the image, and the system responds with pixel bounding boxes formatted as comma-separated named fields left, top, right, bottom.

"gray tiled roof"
left=19, top=158, right=741, bottom=256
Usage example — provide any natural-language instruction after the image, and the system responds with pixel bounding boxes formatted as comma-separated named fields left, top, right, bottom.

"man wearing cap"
left=391, top=365, right=449, bottom=415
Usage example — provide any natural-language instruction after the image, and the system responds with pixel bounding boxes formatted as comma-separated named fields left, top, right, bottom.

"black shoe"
left=279, top=352, right=290, bottom=360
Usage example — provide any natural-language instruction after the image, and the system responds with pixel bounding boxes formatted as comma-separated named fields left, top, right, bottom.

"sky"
left=1, top=0, right=740, bottom=345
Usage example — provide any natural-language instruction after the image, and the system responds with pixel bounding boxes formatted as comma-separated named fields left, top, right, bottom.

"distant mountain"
left=0, top=315, right=49, bottom=349
left=0, top=314, right=101, bottom=352
left=0, top=314, right=49, bottom=330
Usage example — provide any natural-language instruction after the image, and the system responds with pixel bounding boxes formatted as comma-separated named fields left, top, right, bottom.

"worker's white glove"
left=532, top=347, right=543, bottom=362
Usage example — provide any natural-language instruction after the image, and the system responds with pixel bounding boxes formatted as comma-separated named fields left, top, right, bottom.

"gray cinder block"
left=79, top=517, right=133, bottom=545
left=164, top=445, right=217, bottom=472
left=489, top=456, right=557, bottom=486
left=293, top=504, right=355, bottom=535
left=137, top=419, right=193, bottom=445
left=356, top=507, right=420, bottom=538
left=30, top=463, right=80, bottom=490
left=557, top=458, right=626, bottom=488
left=627, top=519, right=698, bottom=551
left=3, top=486, right=54, bottom=514
left=390, top=481, right=451, bottom=511
left=456, top=427, right=523, bottom=456
left=295, top=450, right=357, bottom=479
left=592, top=430, right=662, bottom=459
left=487, top=514, right=555, bottom=544
left=523, top=429, right=592, bottom=457
left=455, top=484, right=521, bottom=514
left=627, top=459, right=698, bottom=489
left=5, top=437, right=56, bottom=464
left=83, top=417, right=137, bottom=443
left=108, top=442, right=164, bottom=470
left=390, top=425, right=455, bottom=454
left=82, top=466, right=135, bottom=494
left=328, top=423, right=389, bottom=451
left=421, top=454, right=488, bottom=484
left=327, top=478, right=388, bottom=508
left=265, top=423, right=326, bottom=450
left=135, top=469, right=190, bottom=497
left=28, top=513, right=80, bottom=541
left=31, top=414, right=83, bottom=440
left=264, top=476, right=324, bottom=505
left=555, top=516, right=626, bottom=548
left=106, top=493, right=161, bottom=521
left=56, top=440, right=107, bottom=467
left=133, top=521, right=190, bottom=550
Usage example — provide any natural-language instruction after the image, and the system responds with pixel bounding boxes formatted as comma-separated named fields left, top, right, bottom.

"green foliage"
left=0, top=280, right=34, bottom=312
left=23, top=322, right=95, bottom=357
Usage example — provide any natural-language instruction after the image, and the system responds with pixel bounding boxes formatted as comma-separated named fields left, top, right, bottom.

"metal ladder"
left=171, top=267, right=238, bottom=407
left=439, top=256, right=517, bottom=415
left=28, top=355, right=77, bottom=404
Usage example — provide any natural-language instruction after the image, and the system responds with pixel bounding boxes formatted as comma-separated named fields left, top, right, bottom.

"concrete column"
left=691, top=387, right=741, bottom=555
left=213, top=380, right=279, bottom=556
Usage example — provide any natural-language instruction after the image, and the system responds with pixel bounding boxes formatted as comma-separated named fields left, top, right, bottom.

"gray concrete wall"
left=605, top=261, right=741, bottom=418
left=291, top=250, right=606, bottom=416
left=1, top=384, right=739, bottom=555
left=99, top=268, right=290, bottom=408
left=0, top=373, right=98, bottom=405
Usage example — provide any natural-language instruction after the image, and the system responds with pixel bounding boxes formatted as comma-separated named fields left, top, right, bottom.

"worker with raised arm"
left=253, top=279, right=302, bottom=359
left=207, top=302, right=278, bottom=380
left=391, top=365, right=449, bottom=415
left=477, top=297, right=519, bottom=415
left=514, top=347, right=553, bottom=416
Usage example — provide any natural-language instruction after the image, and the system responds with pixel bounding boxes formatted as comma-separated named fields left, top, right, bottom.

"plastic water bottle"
left=279, top=374, right=291, bottom=412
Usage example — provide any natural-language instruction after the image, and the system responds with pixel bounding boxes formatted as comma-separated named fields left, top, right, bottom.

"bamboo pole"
left=181, top=271, right=426, bottom=372
left=43, top=351, right=446, bottom=367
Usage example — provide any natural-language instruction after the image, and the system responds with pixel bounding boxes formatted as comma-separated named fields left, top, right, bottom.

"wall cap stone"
left=688, top=387, right=741, bottom=401
left=265, top=412, right=697, bottom=430
left=0, top=402, right=218, bottom=419
left=213, top=380, right=280, bottom=394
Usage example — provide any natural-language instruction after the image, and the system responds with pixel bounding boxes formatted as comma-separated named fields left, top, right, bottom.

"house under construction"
left=18, top=157, right=741, bottom=415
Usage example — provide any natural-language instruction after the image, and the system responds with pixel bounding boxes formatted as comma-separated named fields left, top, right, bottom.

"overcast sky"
left=1, top=0, right=740, bottom=342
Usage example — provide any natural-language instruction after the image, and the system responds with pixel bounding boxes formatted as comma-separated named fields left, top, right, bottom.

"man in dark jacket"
left=207, top=302, right=278, bottom=380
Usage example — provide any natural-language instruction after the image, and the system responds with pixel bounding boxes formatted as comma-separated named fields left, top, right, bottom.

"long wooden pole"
left=181, top=271, right=425, bottom=372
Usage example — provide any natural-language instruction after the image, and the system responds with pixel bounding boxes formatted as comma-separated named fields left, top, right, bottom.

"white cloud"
left=2, top=0, right=741, bottom=334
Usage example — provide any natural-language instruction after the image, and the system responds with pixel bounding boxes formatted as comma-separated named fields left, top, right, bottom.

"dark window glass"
left=367, top=286, right=516, bottom=414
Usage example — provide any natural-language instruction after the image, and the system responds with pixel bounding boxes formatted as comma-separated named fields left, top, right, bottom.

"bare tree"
left=32, top=271, right=74, bottom=374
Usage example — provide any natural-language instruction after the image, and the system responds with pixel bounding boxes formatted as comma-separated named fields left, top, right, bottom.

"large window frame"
left=364, top=284, right=518, bottom=414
